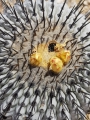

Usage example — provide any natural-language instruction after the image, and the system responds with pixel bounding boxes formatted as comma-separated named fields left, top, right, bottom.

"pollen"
left=30, top=40, right=71, bottom=73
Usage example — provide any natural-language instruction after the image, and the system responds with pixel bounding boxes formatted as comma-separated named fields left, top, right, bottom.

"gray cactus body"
left=0, top=0, right=90, bottom=120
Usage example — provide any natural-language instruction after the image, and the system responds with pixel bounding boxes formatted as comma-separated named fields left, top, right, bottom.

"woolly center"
left=30, top=40, right=71, bottom=73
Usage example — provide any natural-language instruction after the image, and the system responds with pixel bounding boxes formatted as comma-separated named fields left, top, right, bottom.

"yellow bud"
left=30, top=53, right=42, bottom=66
left=49, top=57, right=63, bottom=73
left=56, top=50, right=71, bottom=64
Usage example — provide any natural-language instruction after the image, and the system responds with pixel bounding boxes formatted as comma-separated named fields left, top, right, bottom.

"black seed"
left=48, top=42, right=56, bottom=52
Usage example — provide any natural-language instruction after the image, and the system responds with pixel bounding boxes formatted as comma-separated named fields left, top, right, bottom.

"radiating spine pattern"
left=0, top=0, right=90, bottom=120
